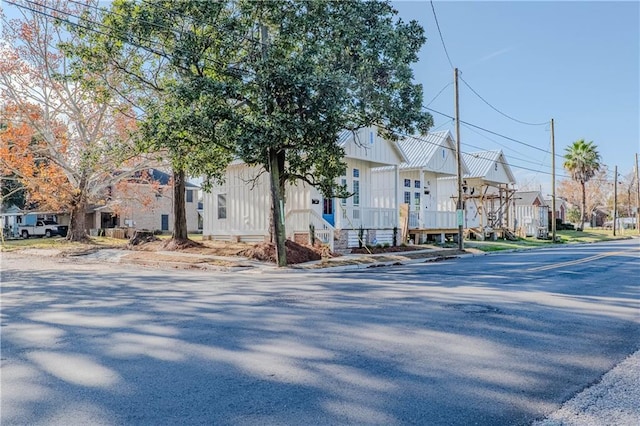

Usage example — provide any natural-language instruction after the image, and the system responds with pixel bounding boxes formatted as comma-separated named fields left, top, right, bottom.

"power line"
left=5, top=0, right=257, bottom=77
left=460, top=122, right=554, bottom=171
left=424, top=106, right=554, bottom=156
left=390, top=126, right=573, bottom=180
left=459, top=76, right=548, bottom=126
left=425, top=82, right=452, bottom=107
left=429, top=0, right=454, bottom=69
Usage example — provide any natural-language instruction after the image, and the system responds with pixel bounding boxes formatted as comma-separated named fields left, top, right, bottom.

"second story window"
left=186, top=189, right=193, bottom=203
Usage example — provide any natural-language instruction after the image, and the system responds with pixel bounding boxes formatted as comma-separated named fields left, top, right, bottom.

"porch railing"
left=285, top=209, right=334, bottom=251
left=338, top=206, right=397, bottom=229
left=409, top=210, right=458, bottom=229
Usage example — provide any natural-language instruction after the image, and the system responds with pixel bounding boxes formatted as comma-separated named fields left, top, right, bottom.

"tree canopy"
left=563, top=139, right=601, bottom=226
left=0, top=0, right=147, bottom=241
left=68, top=0, right=432, bottom=262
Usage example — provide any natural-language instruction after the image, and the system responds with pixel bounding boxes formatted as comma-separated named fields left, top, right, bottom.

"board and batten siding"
left=371, top=167, right=397, bottom=209
left=333, top=158, right=376, bottom=230
left=203, top=164, right=271, bottom=238
left=342, top=128, right=403, bottom=167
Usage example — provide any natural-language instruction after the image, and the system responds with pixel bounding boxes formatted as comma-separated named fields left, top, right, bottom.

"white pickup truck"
left=19, top=220, right=67, bottom=238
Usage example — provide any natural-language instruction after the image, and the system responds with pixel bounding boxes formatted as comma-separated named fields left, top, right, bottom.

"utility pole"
left=550, top=118, right=556, bottom=243
left=613, top=165, right=618, bottom=236
left=636, top=153, right=639, bottom=235
left=454, top=67, right=464, bottom=251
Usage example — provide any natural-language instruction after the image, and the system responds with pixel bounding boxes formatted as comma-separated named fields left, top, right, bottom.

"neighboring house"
left=86, top=168, right=201, bottom=234
left=513, top=191, right=549, bottom=237
left=545, top=196, right=568, bottom=226
left=438, top=150, right=517, bottom=239
left=590, top=206, right=609, bottom=228
left=1, top=204, right=23, bottom=238
left=1, top=207, right=69, bottom=238
left=202, top=126, right=410, bottom=250
left=371, top=130, right=469, bottom=243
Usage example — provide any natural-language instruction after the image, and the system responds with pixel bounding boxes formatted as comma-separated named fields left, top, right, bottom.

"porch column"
left=395, top=165, right=400, bottom=227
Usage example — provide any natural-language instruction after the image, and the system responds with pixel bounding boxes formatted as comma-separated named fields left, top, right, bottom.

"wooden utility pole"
left=613, top=165, right=618, bottom=236
left=550, top=118, right=556, bottom=242
left=636, top=153, right=639, bottom=235
left=454, top=67, right=464, bottom=251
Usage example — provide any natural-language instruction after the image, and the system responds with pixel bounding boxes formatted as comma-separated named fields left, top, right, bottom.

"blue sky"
left=393, top=0, right=639, bottom=194
left=3, top=1, right=638, bottom=194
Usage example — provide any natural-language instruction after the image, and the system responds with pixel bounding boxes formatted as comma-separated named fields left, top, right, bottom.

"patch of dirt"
left=241, top=240, right=332, bottom=265
left=129, top=238, right=334, bottom=265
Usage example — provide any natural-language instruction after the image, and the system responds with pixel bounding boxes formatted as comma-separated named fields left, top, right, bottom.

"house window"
left=161, top=214, right=169, bottom=231
left=217, top=194, right=227, bottom=219
left=414, top=192, right=421, bottom=207
left=414, top=180, right=421, bottom=188
left=340, top=178, right=347, bottom=205
left=404, top=179, right=411, bottom=188
left=186, top=189, right=193, bottom=203
left=353, top=168, right=360, bottom=178
left=495, top=162, right=498, bottom=171
left=353, top=180, right=360, bottom=206
left=404, top=191, right=411, bottom=205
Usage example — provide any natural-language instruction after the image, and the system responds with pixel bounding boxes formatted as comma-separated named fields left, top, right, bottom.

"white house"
left=202, top=127, right=410, bottom=250
left=438, top=150, right=517, bottom=239
left=372, top=130, right=469, bottom=243
left=513, top=191, right=549, bottom=237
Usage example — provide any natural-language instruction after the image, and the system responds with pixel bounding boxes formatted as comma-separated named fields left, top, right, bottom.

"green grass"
left=464, top=229, right=633, bottom=253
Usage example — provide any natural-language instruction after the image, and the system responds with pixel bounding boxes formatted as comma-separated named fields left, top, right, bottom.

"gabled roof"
left=337, top=127, right=410, bottom=165
left=398, top=130, right=447, bottom=168
left=396, top=130, right=469, bottom=174
left=462, top=150, right=516, bottom=184
left=131, top=168, right=200, bottom=188
left=515, top=191, right=547, bottom=206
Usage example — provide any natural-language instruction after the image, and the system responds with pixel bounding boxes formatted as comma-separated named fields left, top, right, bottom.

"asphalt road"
left=1, top=239, right=638, bottom=425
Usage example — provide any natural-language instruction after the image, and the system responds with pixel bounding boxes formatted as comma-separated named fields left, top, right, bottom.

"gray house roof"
left=131, top=168, right=200, bottom=188
left=462, top=150, right=516, bottom=183
left=515, top=191, right=547, bottom=206
left=372, top=130, right=469, bottom=175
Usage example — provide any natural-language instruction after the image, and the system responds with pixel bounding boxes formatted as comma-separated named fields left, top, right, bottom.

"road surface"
left=1, top=239, right=638, bottom=425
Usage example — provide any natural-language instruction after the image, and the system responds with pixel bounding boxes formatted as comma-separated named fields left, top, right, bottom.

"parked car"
left=18, top=220, right=67, bottom=238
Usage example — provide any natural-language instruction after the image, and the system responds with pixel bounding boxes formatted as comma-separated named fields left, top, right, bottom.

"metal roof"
left=397, top=130, right=450, bottom=169
left=462, top=150, right=516, bottom=183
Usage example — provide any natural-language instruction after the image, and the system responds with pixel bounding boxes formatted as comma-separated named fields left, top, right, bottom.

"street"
left=1, top=240, right=639, bottom=425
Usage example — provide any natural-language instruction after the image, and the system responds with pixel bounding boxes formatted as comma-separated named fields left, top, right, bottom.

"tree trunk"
left=269, top=149, right=287, bottom=266
left=581, top=181, right=586, bottom=229
left=172, top=167, right=189, bottom=242
left=67, top=187, right=88, bottom=242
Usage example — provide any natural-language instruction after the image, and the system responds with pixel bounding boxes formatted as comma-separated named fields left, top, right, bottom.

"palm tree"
left=563, top=139, right=601, bottom=229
